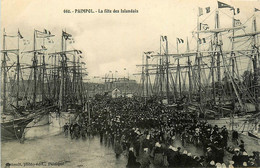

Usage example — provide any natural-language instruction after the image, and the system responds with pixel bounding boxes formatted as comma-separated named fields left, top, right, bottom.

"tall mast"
left=252, top=14, right=259, bottom=113
left=197, top=8, right=202, bottom=109
left=60, top=30, right=66, bottom=111
left=16, top=31, right=20, bottom=107
left=42, top=38, right=46, bottom=101
left=231, top=9, right=236, bottom=131
left=187, top=37, right=192, bottom=102
left=165, top=36, right=170, bottom=102
left=211, top=39, right=216, bottom=105
left=73, top=52, right=76, bottom=94
left=142, top=53, right=145, bottom=97
left=231, top=11, right=236, bottom=78
left=176, top=38, right=182, bottom=98
left=33, top=30, right=37, bottom=110
left=216, top=10, right=221, bottom=101
left=146, top=54, right=149, bottom=97
left=2, top=29, right=7, bottom=112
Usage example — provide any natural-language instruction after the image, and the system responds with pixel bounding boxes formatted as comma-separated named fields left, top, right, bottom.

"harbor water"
left=2, top=132, right=127, bottom=168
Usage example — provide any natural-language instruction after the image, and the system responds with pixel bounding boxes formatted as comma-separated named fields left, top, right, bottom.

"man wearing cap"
left=232, top=148, right=242, bottom=167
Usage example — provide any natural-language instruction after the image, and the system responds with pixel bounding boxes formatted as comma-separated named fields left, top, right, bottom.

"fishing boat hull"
left=1, top=118, right=34, bottom=141
left=24, top=112, right=76, bottom=139
left=27, top=114, right=49, bottom=127
left=207, top=115, right=256, bottom=132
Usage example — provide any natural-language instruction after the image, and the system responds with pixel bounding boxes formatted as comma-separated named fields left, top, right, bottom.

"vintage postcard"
left=1, top=0, right=260, bottom=167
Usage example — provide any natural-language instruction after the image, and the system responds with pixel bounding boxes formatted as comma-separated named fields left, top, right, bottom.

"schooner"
left=136, top=1, right=259, bottom=138
left=1, top=29, right=88, bottom=141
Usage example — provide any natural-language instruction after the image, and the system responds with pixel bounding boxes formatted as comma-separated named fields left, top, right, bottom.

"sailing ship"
left=136, top=1, right=259, bottom=138
left=1, top=29, right=88, bottom=141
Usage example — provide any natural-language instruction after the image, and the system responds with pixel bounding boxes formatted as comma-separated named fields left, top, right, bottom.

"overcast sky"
left=2, top=0, right=260, bottom=82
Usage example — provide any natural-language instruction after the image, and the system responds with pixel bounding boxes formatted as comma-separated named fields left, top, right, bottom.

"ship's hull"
left=1, top=118, right=34, bottom=141
left=24, top=112, right=76, bottom=139
left=207, top=115, right=256, bottom=133
left=27, top=114, right=49, bottom=127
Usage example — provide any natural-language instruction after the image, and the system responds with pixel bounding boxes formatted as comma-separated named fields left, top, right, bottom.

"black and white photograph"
left=1, top=0, right=260, bottom=167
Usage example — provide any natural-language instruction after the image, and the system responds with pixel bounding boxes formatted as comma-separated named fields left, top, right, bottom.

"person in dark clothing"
left=205, top=147, right=214, bottom=164
left=63, top=123, right=69, bottom=137
left=69, top=123, right=74, bottom=139
left=165, top=146, right=177, bottom=167
left=232, top=131, right=239, bottom=145
left=81, top=123, right=87, bottom=140
left=139, top=148, right=150, bottom=168
left=232, top=148, right=242, bottom=167
left=126, top=148, right=140, bottom=168
left=73, top=122, right=80, bottom=139
left=114, top=140, right=123, bottom=158
left=253, top=151, right=260, bottom=167
left=174, top=147, right=182, bottom=167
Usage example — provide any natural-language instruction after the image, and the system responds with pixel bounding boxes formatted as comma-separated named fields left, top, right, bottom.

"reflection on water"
left=2, top=133, right=127, bottom=168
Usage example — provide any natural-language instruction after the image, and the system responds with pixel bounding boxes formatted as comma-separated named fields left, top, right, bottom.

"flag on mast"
left=198, top=38, right=206, bottom=44
left=205, top=7, right=210, bottom=13
left=18, top=30, right=23, bottom=39
left=200, top=23, right=209, bottom=30
left=218, top=1, right=233, bottom=9
left=62, top=31, right=72, bottom=40
left=255, top=8, right=260, bottom=12
left=177, top=38, right=184, bottom=43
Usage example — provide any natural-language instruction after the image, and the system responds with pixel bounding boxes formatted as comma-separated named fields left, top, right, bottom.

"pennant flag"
left=205, top=7, right=210, bottom=13
left=218, top=1, right=233, bottom=9
left=161, top=36, right=165, bottom=41
left=36, top=29, right=52, bottom=38
left=177, top=38, right=184, bottom=43
left=144, top=51, right=153, bottom=55
left=76, top=50, right=82, bottom=54
left=234, top=19, right=242, bottom=27
left=146, top=55, right=151, bottom=59
left=43, top=29, right=51, bottom=35
left=162, top=36, right=167, bottom=41
left=198, top=38, right=201, bottom=44
left=18, top=30, right=23, bottom=39
left=41, top=45, right=47, bottom=49
left=237, top=8, right=240, bottom=14
left=62, top=31, right=72, bottom=40
left=200, top=23, right=209, bottom=30
left=199, top=7, right=203, bottom=16
left=255, top=8, right=260, bottom=12
left=198, top=38, right=206, bottom=44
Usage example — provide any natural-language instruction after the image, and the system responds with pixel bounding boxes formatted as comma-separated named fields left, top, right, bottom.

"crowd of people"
left=63, top=96, right=260, bottom=168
